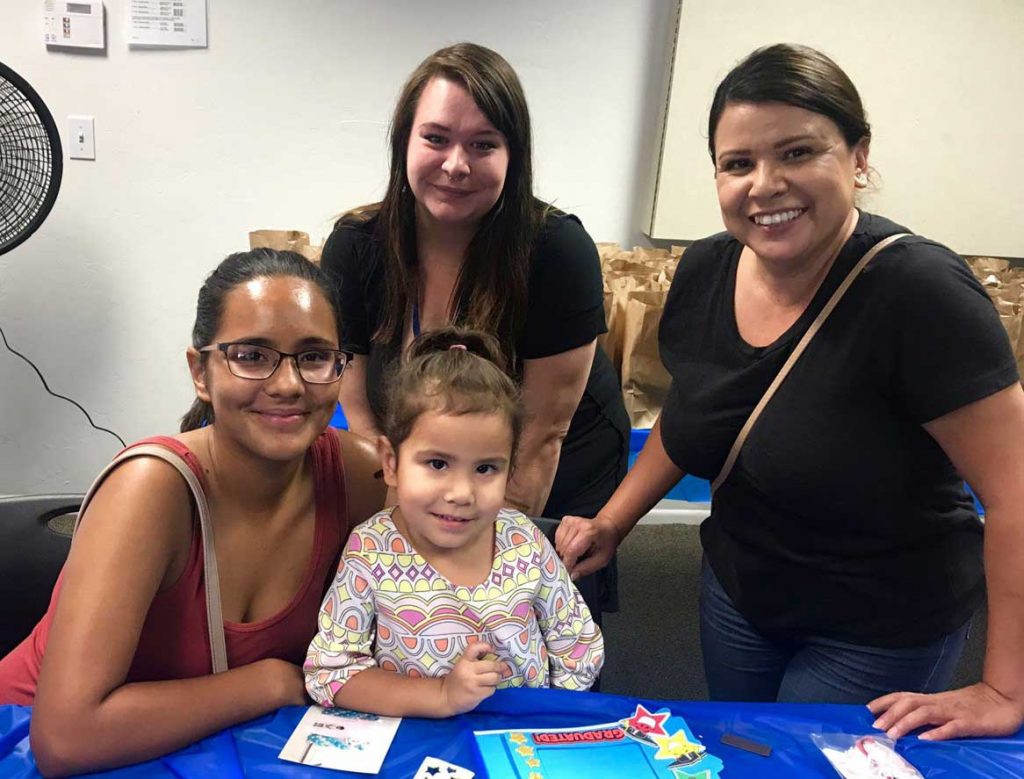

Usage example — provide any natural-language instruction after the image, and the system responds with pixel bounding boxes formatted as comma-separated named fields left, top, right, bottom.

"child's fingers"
left=475, top=671, right=501, bottom=689
left=463, top=641, right=494, bottom=661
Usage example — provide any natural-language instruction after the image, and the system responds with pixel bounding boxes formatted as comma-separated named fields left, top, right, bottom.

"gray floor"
left=599, top=523, right=986, bottom=700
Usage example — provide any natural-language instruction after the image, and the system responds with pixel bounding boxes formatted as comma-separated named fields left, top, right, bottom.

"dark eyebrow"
left=773, top=134, right=815, bottom=148
left=717, top=134, right=817, bottom=159
left=418, top=121, right=501, bottom=138
left=418, top=449, right=509, bottom=465
left=229, top=336, right=337, bottom=349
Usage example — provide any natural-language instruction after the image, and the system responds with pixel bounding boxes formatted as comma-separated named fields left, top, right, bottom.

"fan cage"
left=0, top=62, right=63, bottom=256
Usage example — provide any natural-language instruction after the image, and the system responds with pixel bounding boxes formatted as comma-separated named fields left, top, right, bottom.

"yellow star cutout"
left=528, top=773, right=543, bottom=779
left=526, top=758, right=541, bottom=768
left=516, top=745, right=535, bottom=757
left=509, top=732, right=528, bottom=744
left=653, top=730, right=705, bottom=761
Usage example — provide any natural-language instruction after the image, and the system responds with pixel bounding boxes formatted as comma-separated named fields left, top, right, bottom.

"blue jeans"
left=699, top=559, right=971, bottom=703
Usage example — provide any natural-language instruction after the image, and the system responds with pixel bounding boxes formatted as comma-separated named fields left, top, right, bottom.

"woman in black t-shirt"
left=557, top=43, right=1024, bottom=740
left=320, top=43, right=628, bottom=625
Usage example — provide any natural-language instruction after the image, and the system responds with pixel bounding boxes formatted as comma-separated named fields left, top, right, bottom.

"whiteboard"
left=649, top=0, right=1024, bottom=257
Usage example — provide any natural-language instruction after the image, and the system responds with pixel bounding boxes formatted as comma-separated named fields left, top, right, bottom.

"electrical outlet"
left=68, top=115, right=95, bottom=160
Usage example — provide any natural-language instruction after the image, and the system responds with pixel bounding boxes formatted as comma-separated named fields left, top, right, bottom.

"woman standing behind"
left=321, top=43, right=629, bottom=624
left=557, top=44, right=1024, bottom=739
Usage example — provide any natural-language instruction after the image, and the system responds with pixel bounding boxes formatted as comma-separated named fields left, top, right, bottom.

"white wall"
left=651, top=0, right=1024, bottom=257
left=0, top=0, right=679, bottom=493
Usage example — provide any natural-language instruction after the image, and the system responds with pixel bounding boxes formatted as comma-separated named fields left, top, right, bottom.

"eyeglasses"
left=199, top=343, right=352, bottom=384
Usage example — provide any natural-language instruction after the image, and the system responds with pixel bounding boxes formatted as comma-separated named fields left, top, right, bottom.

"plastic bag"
left=811, top=733, right=924, bottom=779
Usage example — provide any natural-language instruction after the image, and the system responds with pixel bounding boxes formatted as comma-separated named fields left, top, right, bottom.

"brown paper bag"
left=600, top=273, right=645, bottom=376
left=966, top=256, right=1024, bottom=383
left=620, top=290, right=671, bottom=428
left=248, top=230, right=323, bottom=265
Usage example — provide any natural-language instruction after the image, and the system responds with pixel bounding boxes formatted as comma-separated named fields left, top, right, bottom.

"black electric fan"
left=0, top=61, right=63, bottom=256
left=0, top=62, right=123, bottom=446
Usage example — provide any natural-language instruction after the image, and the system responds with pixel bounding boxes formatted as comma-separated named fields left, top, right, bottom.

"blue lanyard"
left=412, top=300, right=421, bottom=338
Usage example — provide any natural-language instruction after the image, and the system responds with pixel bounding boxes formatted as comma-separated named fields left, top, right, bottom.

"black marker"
left=720, top=732, right=772, bottom=757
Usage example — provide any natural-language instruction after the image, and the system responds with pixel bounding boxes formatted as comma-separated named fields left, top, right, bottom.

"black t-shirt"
left=659, top=211, right=1018, bottom=647
left=320, top=211, right=630, bottom=518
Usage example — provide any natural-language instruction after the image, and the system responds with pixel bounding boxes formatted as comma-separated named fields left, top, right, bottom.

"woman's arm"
left=504, top=341, right=596, bottom=516
left=30, top=459, right=306, bottom=777
left=556, top=416, right=684, bottom=579
left=338, top=356, right=383, bottom=441
left=869, top=383, right=1024, bottom=740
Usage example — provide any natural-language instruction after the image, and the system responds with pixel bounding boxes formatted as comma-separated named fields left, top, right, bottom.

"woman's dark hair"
left=707, top=43, right=871, bottom=165
left=339, top=42, right=548, bottom=363
left=382, top=326, right=523, bottom=461
left=180, top=248, right=341, bottom=432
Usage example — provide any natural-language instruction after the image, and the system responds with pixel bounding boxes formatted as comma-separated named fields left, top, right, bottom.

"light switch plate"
left=68, top=115, right=95, bottom=160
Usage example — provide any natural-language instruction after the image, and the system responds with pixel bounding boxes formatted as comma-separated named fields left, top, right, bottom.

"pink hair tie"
left=449, top=344, right=468, bottom=351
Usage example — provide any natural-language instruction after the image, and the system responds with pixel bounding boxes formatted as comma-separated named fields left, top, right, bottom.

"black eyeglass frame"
left=198, top=342, right=354, bottom=384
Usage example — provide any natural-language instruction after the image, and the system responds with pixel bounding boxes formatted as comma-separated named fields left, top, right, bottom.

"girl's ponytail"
left=383, top=326, right=522, bottom=456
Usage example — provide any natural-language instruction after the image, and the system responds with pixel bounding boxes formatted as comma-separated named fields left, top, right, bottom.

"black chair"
left=0, top=495, right=81, bottom=657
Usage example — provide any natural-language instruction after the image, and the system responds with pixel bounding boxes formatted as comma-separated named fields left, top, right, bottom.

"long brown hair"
left=339, top=43, right=547, bottom=364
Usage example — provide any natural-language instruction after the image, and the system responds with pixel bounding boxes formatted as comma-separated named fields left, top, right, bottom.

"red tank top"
left=0, top=432, right=348, bottom=705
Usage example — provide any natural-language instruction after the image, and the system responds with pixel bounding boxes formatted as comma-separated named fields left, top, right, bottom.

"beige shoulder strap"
left=711, top=233, right=911, bottom=494
left=74, top=443, right=228, bottom=674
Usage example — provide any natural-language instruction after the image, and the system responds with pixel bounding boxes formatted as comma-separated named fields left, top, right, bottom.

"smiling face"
left=406, top=77, right=509, bottom=233
left=713, top=101, right=868, bottom=269
left=188, top=276, right=340, bottom=463
left=380, top=408, right=513, bottom=563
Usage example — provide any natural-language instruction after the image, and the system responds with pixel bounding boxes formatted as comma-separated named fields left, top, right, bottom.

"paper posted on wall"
left=278, top=706, right=401, bottom=773
left=128, top=0, right=208, bottom=48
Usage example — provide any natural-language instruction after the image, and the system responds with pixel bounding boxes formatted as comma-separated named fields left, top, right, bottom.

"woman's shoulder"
left=102, top=435, right=205, bottom=494
left=664, top=231, right=739, bottom=302
left=532, top=209, right=597, bottom=262
left=75, top=438, right=198, bottom=558
left=525, top=210, right=601, bottom=301
left=325, top=429, right=386, bottom=528
left=681, top=231, right=740, bottom=269
left=853, top=211, right=977, bottom=286
left=321, top=209, right=384, bottom=273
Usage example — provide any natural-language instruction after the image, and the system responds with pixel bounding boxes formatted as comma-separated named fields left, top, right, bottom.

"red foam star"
left=622, top=704, right=670, bottom=738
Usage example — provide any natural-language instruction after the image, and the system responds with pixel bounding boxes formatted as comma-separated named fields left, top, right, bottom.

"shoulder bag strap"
left=74, top=444, right=229, bottom=674
left=711, top=233, right=911, bottom=494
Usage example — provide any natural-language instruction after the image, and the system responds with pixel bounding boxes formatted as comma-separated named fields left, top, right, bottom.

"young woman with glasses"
left=0, top=249, right=386, bottom=776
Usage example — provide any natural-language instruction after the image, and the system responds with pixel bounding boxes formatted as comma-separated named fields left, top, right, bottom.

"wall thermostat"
left=44, top=1, right=105, bottom=50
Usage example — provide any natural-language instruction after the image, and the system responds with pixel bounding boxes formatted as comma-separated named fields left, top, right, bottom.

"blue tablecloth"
left=3, top=688, right=1022, bottom=777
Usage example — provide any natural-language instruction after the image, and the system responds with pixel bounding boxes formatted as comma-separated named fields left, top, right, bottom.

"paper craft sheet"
left=278, top=706, right=400, bottom=773
left=474, top=704, right=724, bottom=778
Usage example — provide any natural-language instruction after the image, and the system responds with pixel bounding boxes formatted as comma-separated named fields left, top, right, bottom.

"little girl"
left=305, top=327, right=603, bottom=716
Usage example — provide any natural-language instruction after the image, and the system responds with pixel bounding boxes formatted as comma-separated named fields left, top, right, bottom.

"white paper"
left=127, top=0, right=207, bottom=48
left=278, top=706, right=401, bottom=774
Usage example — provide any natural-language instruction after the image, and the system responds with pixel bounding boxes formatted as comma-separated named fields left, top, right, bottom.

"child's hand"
left=440, top=641, right=502, bottom=716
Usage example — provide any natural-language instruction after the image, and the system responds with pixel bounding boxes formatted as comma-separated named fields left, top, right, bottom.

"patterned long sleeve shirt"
left=304, top=508, right=604, bottom=706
